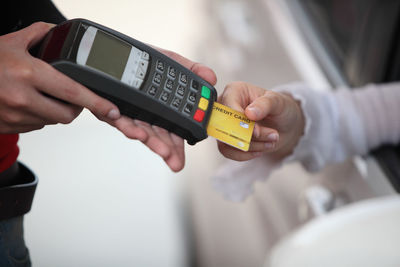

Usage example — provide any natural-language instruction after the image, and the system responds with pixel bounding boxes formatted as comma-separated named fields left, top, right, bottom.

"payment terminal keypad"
left=143, top=59, right=211, bottom=124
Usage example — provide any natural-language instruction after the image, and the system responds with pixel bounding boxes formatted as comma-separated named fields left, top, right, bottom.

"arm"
left=273, top=82, right=400, bottom=171
left=214, top=81, right=400, bottom=201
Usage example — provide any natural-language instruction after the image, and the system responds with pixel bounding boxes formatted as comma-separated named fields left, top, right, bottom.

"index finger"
left=155, top=47, right=217, bottom=86
left=219, top=82, right=266, bottom=112
left=32, top=58, right=121, bottom=120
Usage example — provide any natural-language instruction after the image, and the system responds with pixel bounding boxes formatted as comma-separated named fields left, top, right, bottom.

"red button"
left=193, top=109, right=205, bottom=122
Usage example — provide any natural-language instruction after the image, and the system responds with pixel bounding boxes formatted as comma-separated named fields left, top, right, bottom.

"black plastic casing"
left=36, top=18, right=217, bottom=145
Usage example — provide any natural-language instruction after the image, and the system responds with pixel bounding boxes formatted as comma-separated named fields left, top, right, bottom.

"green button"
left=201, top=86, right=211, bottom=99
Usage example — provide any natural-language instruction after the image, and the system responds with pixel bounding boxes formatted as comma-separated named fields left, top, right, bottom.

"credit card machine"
left=36, top=18, right=217, bottom=145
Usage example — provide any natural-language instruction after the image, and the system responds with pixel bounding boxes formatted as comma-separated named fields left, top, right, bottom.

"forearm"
left=351, top=82, right=400, bottom=150
left=212, top=81, right=400, bottom=202
left=276, top=82, right=400, bottom=172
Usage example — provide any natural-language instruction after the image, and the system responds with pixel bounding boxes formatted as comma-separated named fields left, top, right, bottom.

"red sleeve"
left=0, top=134, right=19, bottom=172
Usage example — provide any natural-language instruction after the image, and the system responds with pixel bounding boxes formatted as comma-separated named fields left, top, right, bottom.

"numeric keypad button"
left=147, top=85, right=158, bottom=97
left=168, top=67, right=176, bottom=79
left=176, top=85, right=186, bottom=97
left=171, top=97, right=182, bottom=110
left=153, top=73, right=162, bottom=85
left=183, top=103, right=193, bottom=115
left=191, top=80, right=199, bottom=91
left=156, top=60, right=165, bottom=73
left=159, top=91, right=170, bottom=103
left=164, top=79, right=174, bottom=91
left=187, top=91, right=197, bottom=103
left=179, top=73, right=187, bottom=85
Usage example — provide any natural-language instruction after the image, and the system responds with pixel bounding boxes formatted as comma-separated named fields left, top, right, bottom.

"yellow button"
left=198, top=97, right=209, bottom=111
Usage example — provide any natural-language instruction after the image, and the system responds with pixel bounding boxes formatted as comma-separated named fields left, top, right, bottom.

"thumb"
left=17, top=22, right=55, bottom=49
left=219, top=82, right=262, bottom=112
left=245, top=91, right=285, bottom=121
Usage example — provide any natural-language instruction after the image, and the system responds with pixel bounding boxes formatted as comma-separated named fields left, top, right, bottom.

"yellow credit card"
left=207, top=102, right=255, bottom=151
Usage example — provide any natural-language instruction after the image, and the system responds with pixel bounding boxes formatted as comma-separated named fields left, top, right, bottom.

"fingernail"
left=253, top=126, right=260, bottom=138
left=248, top=106, right=260, bottom=117
left=152, top=125, right=162, bottom=133
left=266, top=133, right=279, bottom=142
left=265, top=142, right=275, bottom=149
left=171, top=133, right=183, bottom=146
left=134, top=119, right=148, bottom=127
left=107, top=109, right=120, bottom=120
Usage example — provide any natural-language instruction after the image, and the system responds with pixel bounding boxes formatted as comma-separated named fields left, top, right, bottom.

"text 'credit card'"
left=207, top=102, right=255, bottom=151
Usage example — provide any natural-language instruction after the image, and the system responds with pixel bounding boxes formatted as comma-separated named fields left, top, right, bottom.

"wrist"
left=276, top=96, right=305, bottom=158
